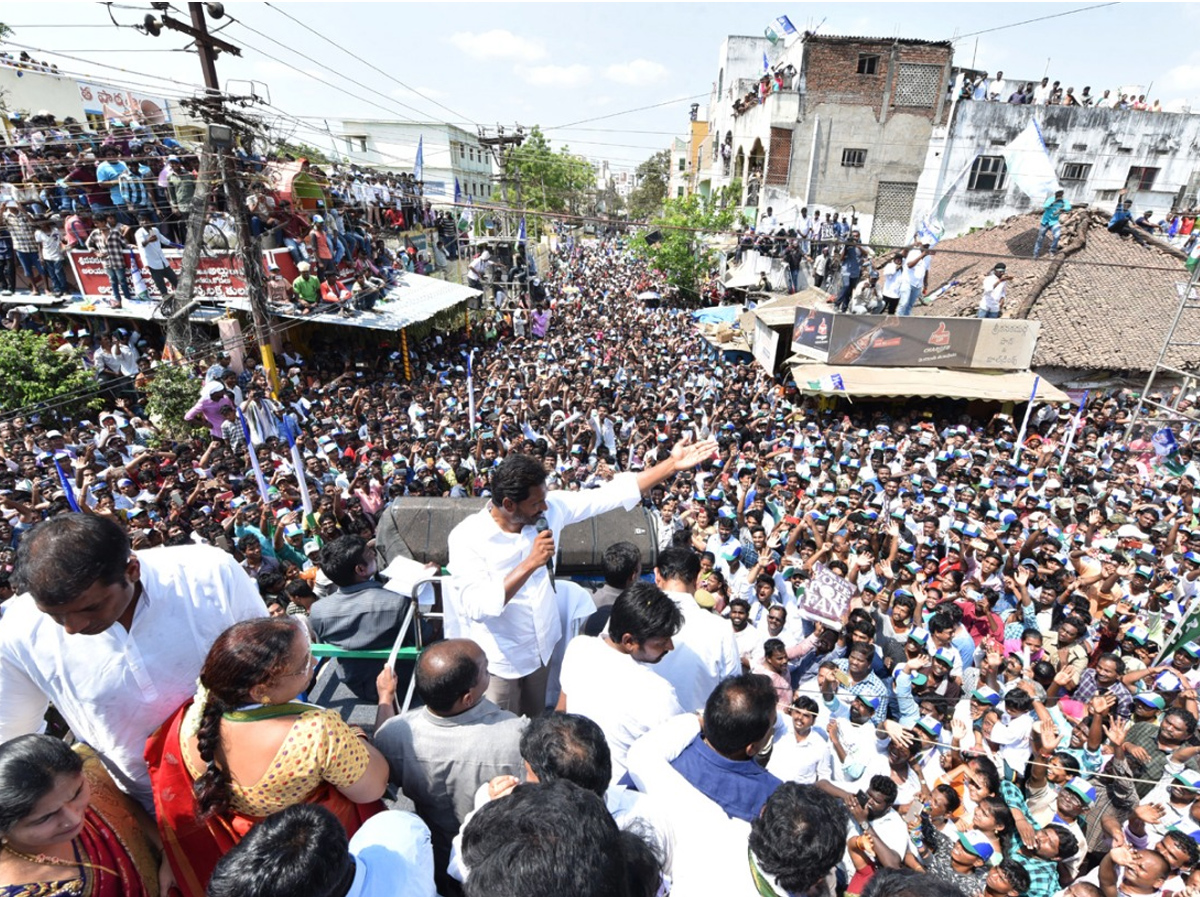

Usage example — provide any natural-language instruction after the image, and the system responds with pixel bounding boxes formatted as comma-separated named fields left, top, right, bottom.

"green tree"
left=627, top=150, right=670, bottom=221
left=274, top=140, right=333, bottom=167
left=143, top=362, right=208, bottom=443
left=0, top=330, right=99, bottom=422
left=631, top=186, right=738, bottom=299
left=505, top=126, right=595, bottom=216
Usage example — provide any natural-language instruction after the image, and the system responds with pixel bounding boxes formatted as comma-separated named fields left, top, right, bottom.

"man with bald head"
left=374, top=638, right=527, bottom=893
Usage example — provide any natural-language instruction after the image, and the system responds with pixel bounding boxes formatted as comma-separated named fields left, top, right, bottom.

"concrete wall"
left=913, top=100, right=1200, bottom=238
left=695, top=36, right=952, bottom=234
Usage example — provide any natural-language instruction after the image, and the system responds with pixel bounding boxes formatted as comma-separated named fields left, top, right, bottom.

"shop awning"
left=44, top=272, right=481, bottom=333
left=264, top=272, right=481, bottom=331
left=788, top=362, right=1069, bottom=403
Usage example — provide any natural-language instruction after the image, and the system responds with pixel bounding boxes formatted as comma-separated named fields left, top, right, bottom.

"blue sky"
left=4, top=3, right=1198, bottom=172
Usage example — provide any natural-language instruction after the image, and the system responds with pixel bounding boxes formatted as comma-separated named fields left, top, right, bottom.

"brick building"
left=691, top=33, right=953, bottom=245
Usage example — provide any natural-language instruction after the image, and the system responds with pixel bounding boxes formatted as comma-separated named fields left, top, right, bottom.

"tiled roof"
left=914, top=210, right=1195, bottom=372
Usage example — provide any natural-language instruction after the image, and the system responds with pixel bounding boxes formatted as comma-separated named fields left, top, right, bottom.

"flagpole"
left=53, top=456, right=80, bottom=513
left=1157, top=592, right=1200, bottom=663
left=1058, top=390, right=1088, bottom=472
left=467, top=348, right=477, bottom=435
left=1013, top=376, right=1040, bottom=466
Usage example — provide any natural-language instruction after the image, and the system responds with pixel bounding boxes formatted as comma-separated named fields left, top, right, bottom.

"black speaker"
left=375, top=497, right=659, bottom=577
left=644, top=229, right=663, bottom=245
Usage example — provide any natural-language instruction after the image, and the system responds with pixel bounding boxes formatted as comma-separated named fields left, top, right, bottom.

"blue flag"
left=518, top=216, right=526, bottom=246
left=414, top=135, right=424, bottom=183
left=454, top=177, right=461, bottom=205
left=1154, top=427, right=1180, bottom=458
left=763, top=51, right=770, bottom=74
left=765, top=15, right=797, bottom=44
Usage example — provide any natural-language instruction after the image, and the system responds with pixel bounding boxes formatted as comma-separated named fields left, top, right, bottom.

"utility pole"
left=144, top=3, right=277, bottom=391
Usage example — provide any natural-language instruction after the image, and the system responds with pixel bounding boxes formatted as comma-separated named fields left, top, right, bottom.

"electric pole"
left=143, top=2, right=278, bottom=391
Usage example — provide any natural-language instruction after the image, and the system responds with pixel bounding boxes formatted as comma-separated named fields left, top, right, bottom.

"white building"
left=667, top=136, right=689, bottom=200
left=694, top=33, right=954, bottom=246
left=0, top=57, right=179, bottom=137
left=913, top=97, right=1200, bottom=238
left=336, top=119, right=495, bottom=203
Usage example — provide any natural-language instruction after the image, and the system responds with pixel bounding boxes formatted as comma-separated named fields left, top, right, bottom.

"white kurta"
left=445, top=473, right=642, bottom=679
left=0, top=544, right=264, bottom=808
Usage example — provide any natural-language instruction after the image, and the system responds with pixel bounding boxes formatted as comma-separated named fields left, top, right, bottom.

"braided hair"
left=193, top=617, right=300, bottom=819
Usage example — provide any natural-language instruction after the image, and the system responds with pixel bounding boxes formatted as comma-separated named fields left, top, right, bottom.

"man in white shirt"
left=627, top=708, right=847, bottom=895
left=1032, top=77, right=1052, bottom=105
left=557, top=582, right=685, bottom=782
left=897, top=240, right=933, bottom=316
left=651, top=547, right=741, bottom=712
left=0, top=513, right=263, bottom=808
left=207, top=805, right=436, bottom=898
left=135, top=211, right=179, bottom=299
left=880, top=252, right=906, bottom=314
left=978, top=262, right=1009, bottom=318
left=767, top=693, right=834, bottom=784
left=446, top=437, right=716, bottom=717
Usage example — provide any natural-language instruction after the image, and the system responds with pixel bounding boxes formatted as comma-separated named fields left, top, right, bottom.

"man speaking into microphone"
left=447, top=437, right=718, bottom=717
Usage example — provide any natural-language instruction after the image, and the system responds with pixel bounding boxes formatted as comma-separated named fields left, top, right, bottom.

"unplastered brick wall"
left=803, top=39, right=952, bottom=123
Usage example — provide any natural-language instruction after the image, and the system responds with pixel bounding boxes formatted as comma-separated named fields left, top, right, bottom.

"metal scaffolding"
left=1125, top=261, right=1200, bottom=439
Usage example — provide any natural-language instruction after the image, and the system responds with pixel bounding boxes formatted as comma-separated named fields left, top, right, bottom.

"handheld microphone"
left=535, top=516, right=556, bottom=590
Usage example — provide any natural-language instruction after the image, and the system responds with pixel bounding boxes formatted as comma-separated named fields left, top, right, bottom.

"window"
left=358, top=138, right=366, bottom=153
left=857, top=53, right=880, bottom=75
left=678, top=157, right=686, bottom=172
left=968, top=155, right=1007, bottom=191
left=1128, top=166, right=1158, bottom=190
left=1072, top=142, right=1088, bottom=151
left=841, top=148, right=867, bottom=168
left=895, top=63, right=942, bottom=106
left=1061, top=162, right=1091, bottom=182
left=677, top=186, right=684, bottom=197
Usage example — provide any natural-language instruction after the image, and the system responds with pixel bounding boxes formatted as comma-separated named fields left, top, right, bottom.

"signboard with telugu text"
left=77, top=82, right=172, bottom=125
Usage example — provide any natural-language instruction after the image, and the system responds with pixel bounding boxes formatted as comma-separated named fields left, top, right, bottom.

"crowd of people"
left=960, top=71, right=1165, bottom=113
left=3, top=233, right=1200, bottom=898
left=0, top=110, right=461, bottom=308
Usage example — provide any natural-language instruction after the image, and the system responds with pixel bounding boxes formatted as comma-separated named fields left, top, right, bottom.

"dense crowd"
left=959, top=72, right=1164, bottom=112
left=0, top=110, right=460, bottom=309
left=2, top=235, right=1200, bottom=898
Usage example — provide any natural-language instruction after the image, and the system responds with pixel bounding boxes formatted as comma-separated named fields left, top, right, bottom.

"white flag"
left=1003, top=118, right=1060, bottom=200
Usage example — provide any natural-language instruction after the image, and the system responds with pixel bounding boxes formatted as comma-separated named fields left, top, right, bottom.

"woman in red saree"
left=145, top=617, right=388, bottom=896
left=0, top=737, right=162, bottom=897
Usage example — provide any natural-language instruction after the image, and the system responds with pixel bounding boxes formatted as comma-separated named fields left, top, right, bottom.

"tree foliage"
left=0, top=330, right=99, bottom=423
left=505, top=126, right=594, bottom=216
left=631, top=187, right=739, bottom=299
left=627, top=150, right=670, bottom=221
left=143, top=362, right=208, bottom=443
left=274, top=140, right=334, bottom=167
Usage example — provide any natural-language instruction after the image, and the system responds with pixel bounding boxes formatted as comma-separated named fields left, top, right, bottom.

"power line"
left=221, top=18, right=446, bottom=125
left=262, top=2, right=478, bottom=127
left=950, top=2, right=1121, bottom=41
left=550, top=93, right=709, bottom=130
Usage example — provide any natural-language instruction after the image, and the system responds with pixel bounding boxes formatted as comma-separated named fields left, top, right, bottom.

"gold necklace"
left=2, top=841, right=120, bottom=878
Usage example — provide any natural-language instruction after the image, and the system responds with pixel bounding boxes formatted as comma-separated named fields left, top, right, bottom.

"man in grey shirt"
left=375, top=639, right=526, bottom=895
left=311, top=534, right=411, bottom=703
